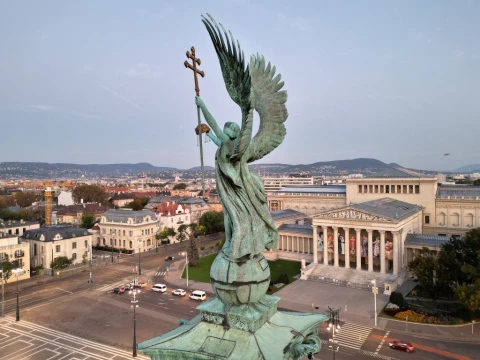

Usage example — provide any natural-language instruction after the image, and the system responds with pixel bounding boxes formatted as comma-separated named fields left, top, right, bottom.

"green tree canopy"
left=473, top=179, right=480, bottom=186
left=72, top=185, right=106, bottom=204
left=187, top=232, right=199, bottom=266
left=199, top=211, right=224, bottom=234
left=176, top=224, right=189, bottom=242
left=80, top=213, right=96, bottom=229
left=14, top=191, right=36, bottom=208
left=173, top=183, right=187, bottom=190
left=1, top=260, right=14, bottom=282
left=51, top=256, right=73, bottom=270
left=408, top=247, right=445, bottom=300
left=128, top=198, right=144, bottom=211
left=0, top=196, right=15, bottom=210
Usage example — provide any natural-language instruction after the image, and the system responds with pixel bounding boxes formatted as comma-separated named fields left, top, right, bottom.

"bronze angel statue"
left=196, top=14, right=288, bottom=262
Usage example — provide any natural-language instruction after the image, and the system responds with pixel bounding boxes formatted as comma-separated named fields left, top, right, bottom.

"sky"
left=0, top=0, right=479, bottom=172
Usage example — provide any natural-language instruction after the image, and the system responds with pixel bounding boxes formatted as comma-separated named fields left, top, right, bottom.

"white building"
left=98, top=209, right=160, bottom=252
left=58, top=191, right=74, bottom=206
left=21, top=226, right=93, bottom=270
left=0, top=233, right=30, bottom=281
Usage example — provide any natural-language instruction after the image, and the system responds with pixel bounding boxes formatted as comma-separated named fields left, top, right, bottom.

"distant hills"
left=454, top=164, right=480, bottom=173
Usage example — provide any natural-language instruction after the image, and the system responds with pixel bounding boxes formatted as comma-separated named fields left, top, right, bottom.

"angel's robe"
left=214, top=136, right=278, bottom=260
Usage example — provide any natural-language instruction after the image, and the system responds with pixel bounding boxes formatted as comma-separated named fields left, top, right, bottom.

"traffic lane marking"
left=371, top=334, right=471, bottom=360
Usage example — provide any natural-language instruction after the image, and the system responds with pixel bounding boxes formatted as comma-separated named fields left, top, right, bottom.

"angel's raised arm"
left=196, top=97, right=227, bottom=142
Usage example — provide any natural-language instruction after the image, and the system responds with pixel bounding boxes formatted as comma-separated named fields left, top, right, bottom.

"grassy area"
left=182, top=254, right=301, bottom=293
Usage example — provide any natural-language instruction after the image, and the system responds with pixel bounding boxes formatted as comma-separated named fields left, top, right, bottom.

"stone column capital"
left=366, top=229, right=373, bottom=234
left=331, top=226, right=338, bottom=230
left=378, top=230, right=386, bottom=234
left=392, top=231, right=400, bottom=236
left=354, top=228, right=362, bottom=233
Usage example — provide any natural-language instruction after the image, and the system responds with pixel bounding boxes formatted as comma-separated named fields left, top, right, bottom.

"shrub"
left=395, top=309, right=425, bottom=322
left=389, top=291, right=404, bottom=307
left=455, top=307, right=472, bottom=322
left=215, top=242, right=220, bottom=248
left=200, top=246, right=205, bottom=251
left=384, top=308, right=401, bottom=316
left=277, top=273, right=290, bottom=284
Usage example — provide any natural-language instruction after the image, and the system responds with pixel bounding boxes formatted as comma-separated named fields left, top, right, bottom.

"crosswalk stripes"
left=96, top=281, right=125, bottom=292
left=332, top=322, right=372, bottom=350
left=155, top=271, right=166, bottom=276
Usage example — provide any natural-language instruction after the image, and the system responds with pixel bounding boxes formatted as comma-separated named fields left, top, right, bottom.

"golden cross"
left=184, top=46, right=205, bottom=96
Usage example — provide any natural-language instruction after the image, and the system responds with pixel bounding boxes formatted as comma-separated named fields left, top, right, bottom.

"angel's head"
left=223, top=122, right=240, bottom=140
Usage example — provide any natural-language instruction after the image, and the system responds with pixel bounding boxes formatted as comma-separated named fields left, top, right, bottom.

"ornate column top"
left=378, top=230, right=386, bottom=234
left=354, top=228, right=362, bottom=232
left=366, top=229, right=373, bottom=234
left=332, top=226, right=338, bottom=230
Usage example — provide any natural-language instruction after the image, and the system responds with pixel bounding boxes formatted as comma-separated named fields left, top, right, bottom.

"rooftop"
left=21, top=226, right=90, bottom=242
left=277, top=223, right=313, bottom=235
left=350, top=198, right=423, bottom=221
left=0, top=219, right=39, bottom=229
left=272, top=185, right=346, bottom=194
left=405, top=233, right=451, bottom=247
left=437, top=185, right=480, bottom=199
left=102, top=209, right=157, bottom=223
left=364, top=167, right=436, bottom=179
left=271, top=209, right=307, bottom=221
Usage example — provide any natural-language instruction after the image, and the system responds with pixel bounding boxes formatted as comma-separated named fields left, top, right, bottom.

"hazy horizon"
left=1, top=1, right=478, bottom=172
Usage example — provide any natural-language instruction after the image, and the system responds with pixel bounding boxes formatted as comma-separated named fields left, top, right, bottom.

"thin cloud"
left=70, top=110, right=103, bottom=121
left=126, top=63, right=161, bottom=79
left=100, top=85, right=146, bottom=113
left=278, top=14, right=312, bottom=32
left=27, top=104, right=58, bottom=112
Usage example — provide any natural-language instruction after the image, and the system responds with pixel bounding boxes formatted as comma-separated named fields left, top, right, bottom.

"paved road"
left=1, top=233, right=478, bottom=360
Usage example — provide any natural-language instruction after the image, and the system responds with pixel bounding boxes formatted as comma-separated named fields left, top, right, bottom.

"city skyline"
left=0, top=1, right=479, bottom=171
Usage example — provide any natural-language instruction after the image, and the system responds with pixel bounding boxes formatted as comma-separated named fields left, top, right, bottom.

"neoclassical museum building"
left=263, top=168, right=480, bottom=294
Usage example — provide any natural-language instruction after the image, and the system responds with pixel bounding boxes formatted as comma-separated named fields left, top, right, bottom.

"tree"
left=173, top=183, right=187, bottom=190
left=187, top=232, right=199, bottom=267
left=80, top=213, right=96, bottom=229
left=128, top=199, right=144, bottom=211
left=0, top=196, right=15, bottom=210
left=473, top=179, right=480, bottom=186
left=176, top=224, right=189, bottom=243
left=72, top=185, right=106, bottom=204
left=455, top=279, right=480, bottom=315
left=188, top=223, right=198, bottom=234
left=51, top=256, right=73, bottom=270
left=199, top=211, right=225, bottom=234
left=14, top=191, right=36, bottom=208
left=408, top=247, right=443, bottom=300
left=156, top=227, right=176, bottom=250
left=197, top=225, right=207, bottom=237
left=1, top=260, right=13, bottom=282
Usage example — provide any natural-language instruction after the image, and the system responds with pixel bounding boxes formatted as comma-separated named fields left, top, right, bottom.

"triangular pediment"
left=314, top=208, right=395, bottom=223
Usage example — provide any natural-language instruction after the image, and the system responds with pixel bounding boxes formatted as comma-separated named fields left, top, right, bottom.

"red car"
left=389, top=340, right=414, bottom=353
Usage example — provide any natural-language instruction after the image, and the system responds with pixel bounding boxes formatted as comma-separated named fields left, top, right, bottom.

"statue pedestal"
left=138, top=295, right=327, bottom=360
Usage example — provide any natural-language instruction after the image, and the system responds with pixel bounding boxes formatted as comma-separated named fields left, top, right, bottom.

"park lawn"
left=182, top=253, right=301, bottom=291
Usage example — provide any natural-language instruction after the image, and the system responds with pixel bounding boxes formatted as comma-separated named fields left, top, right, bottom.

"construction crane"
left=45, top=181, right=53, bottom=226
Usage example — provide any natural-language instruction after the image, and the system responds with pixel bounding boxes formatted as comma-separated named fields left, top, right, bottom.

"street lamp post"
left=88, top=245, right=93, bottom=290
left=51, top=241, right=55, bottom=276
left=14, top=268, right=21, bottom=322
left=138, top=246, right=142, bottom=276
left=181, top=248, right=189, bottom=287
left=111, top=235, right=114, bottom=263
left=472, top=320, right=475, bottom=335
left=0, top=268, right=4, bottom=318
left=130, top=288, right=140, bottom=357
left=371, top=279, right=378, bottom=326
left=326, top=306, right=340, bottom=360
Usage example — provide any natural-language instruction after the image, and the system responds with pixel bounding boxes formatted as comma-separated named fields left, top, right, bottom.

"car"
left=113, top=285, right=126, bottom=294
left=152, top=284, right=167, bottom=293
left=165, top=256, right=175, bottom=261
left=389, top=340, right=414, bottom=353
left=189, top=290, right=206, bottom=301
left=125, top=283, right=134, bottom=290
left=172, top=289, right=186, bottom=296
left=134, top=281, right=147, bottom=288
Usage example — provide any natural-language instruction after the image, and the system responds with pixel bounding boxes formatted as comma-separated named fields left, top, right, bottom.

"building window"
left=34, top=244, right=37, bottom=256
left=415, top=185, right=420, bottom=194
left=425, top=215, right=430, bottom=224
left=85, top=240, right=88, bottom=248
left=72, top=242, right=77, bottom=249
left=374, top=185, right=379, bottom=193
left=0, top=253, right=8, bottom=261
left=358, top=185, right=362, bottom=193
left=41, top=246, right=43, bottom=253
left=409, top=185, right=414, bottom=194
left=123, top=240, right=126, bottom=247
left=129, top=231, right=133, bottom=237
left=15, top=228, right=19, bottom=235
left=56, top=245, right=61, bottom=253
left=142, top=230, right=144, bottom=235
left=403, top=185, right=407, bottom=193
left=102, top=229, right=106, bottom=234
left=23, top=227, right=26, bottom=234
left=103, top=238, right=106, bottom=245
left=123, top=230, right=125, bottom=236
left=391, top=185, right=395, bottom=194
left=129, top=241, right=133, bottom=249
left=72, top=253, right=77, bottom=260
left=385, top=185, right=390, bottom=193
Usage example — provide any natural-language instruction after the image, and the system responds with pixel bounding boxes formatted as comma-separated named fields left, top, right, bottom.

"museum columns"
left=344, top=227, right=350, bottom=269
left=333, top=227, right=339, bottom=267
left=379, top=230, right=386, bottom=273
left=367, top=229, right=373, bottom=272
left=393, top=231, right=399, bottom=275
left=313, top=225, right=318, bottom=263
left=323, top=226, right=329, bottom=265
left=355, top=228, right=361, bottom=270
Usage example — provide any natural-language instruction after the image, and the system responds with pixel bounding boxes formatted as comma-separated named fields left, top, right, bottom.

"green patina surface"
left=139, top=14, right=325, bottom=359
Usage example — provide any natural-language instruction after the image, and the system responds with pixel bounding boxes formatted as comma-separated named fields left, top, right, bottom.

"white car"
left=189, top=290, right=206, bottom=301
left=152, top=284, right=167, bottom=293
left=172, top=289, right=186, bottom=296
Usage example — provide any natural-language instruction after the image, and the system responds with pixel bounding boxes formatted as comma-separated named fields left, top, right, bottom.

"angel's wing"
left=247, top=54, right=288, bottom=163
left=202, top=14, right=252, bottom=152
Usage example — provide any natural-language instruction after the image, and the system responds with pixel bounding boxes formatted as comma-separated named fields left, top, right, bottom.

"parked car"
left=189, top=290, right=206, bottom=301
left=125, top=283, right=134, bottom=290
left=152, top=284, right=167, bottom=293
left=389, top=341, right=414, bottom=353
left=172, top=289, right=186, bottom=297
left=165, top=256, right=175, bottom=261
left=113, top=285, right=126, bottom=294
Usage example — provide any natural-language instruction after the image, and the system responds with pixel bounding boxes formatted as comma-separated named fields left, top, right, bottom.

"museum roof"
left=404, top=233, right=451, bottom=247
left=364, top=168, right=435, bottom=179
left=101, top=209, right=157, bottom=223
left=271, top=209, right=307, bottom=221
left=349, top=198, right=423, bottom=221
left=278, top=224, right=312, bottom=235
left=437, top=185, right=480, bottom=199
left=272, top=185, right=346, bottom=194
left=21, top=226, right=90, bottom=242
